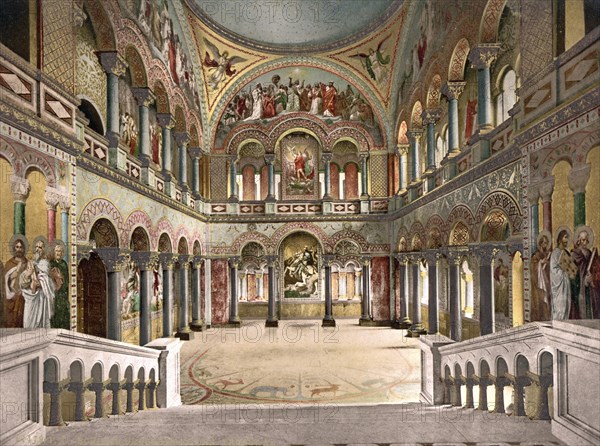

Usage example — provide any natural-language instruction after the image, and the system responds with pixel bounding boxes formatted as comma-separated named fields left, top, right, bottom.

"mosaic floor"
left=180, top=319, right=421, bottom=405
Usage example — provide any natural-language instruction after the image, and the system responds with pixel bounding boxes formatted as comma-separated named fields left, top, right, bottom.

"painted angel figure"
left=350, top=36, right=391, bottom=84
left=203, top=38, right=246, bottom=91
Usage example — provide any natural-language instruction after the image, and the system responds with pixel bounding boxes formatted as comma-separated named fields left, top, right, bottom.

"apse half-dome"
left=185, top=0, right=403, bottom=54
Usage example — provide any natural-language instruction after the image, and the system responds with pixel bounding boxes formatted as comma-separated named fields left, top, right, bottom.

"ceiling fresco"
left=184, top=0, right=403, bottom=54
left=170, top=0, right=422, bottom=150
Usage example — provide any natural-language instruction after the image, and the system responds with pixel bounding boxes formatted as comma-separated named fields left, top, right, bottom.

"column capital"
left=446, top=248, right=465, bottom=265
left=396, top=144, right=409, bottom=156
left=44, top=186, right=64, bottom=211
left=421, top=109, right=442, bottom=125
left=58, top=194, right=71, bottom=212
left=178, top=254, right=193, bottom=266
left=156, top=113, right=176, bottom=129
left=264, top=153, right=275, bottom=165
left=567, top=163, right=591, bottom=194
left=407, top=130, right=424, bottom=141
left=130, top=251, right=159, bottom=271
left=322, top=254, right=335, bottom=267
left=174, top=132, right=191, bottom=147
left=158, top=253, right=179, bottom=269
left=361, top=255, right=371, bottom=267
left=423, top=251, right=440, bottom=264
left=96, top=51, right=128, bottom=77
left=131, top=87, right=156, bottom=107
left=265, top=255, right=278, bottom=267
left=442, top=82, right=466, bottom=100
left=192, top=256, right=204, bottom=269
left=322, top=152, right=333, bottom=163
left=471, top=245, right=495, bottom=266
left=10, top=175, right=30, bottom=202
left=229, top=256, right=241, bottom=269
left=188, top=147, right=204, bottom=159
left=468, top=44, right=501, bottom=68
left=73, top=3, right=87, bottom=27
left=538, top=178, right=555, bottom=202
left=394, top=253, right=409, bottom=264
left=95, top=247, right=131, bottom=272
left=359, top=152, right=370, bottom=161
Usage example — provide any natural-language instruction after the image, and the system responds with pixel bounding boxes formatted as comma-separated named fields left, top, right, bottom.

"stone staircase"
left=41, top=402, right=563, bottom=445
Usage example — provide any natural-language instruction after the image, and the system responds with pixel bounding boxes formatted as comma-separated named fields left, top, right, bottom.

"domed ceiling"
left=184, top=0, right=403, bottom=54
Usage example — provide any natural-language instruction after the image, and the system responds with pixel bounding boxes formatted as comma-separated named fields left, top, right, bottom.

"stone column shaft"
left=322, top=255, right=335, bottom=326
left=427, top=258, right=439, bottom=334
left=449, top=258, right=462, bottom=341
left=266, top=256, right=278, bottom=327
left=229, top=258, right=240, bottom=324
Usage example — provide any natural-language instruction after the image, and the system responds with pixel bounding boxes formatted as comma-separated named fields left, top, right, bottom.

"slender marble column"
left=136, top=380, right=147, bottom=410
left=176, top=256, right=194, bottom=339
left=106, top=381, right=122, bottom=415
left=45, top=190, right=58, bottom=243
left=359, top=153, right=370, bottom=198
left=408, top=258, right=427, bottom=336
left=568, top=163, right=591, bottom=228
left=68, top=381, right=88, bottom=421
left=159, top=254, right=176, bottom=337
left=264, top=154, right=276, bottom=201
left=451, top=376, right=463, bottom=406
left=10, top=175, right=30, bottom=235
left=397, top=145, right=409, bottom=192
left=448, top=253, right=462, bottom=341
left=322, top=255, right=336, bottom=327
left=229, top=257, right=241, bottom=325
left=97, top=52, right=127, bottom=161
left=189, top=148, right=203, bottom=197
left=426, top=253, right=439, bottom=334
left=407, top=131, right=423, bottom=183
left=96, top=248, right=127, bottom=341
left=124, top=381, right=135, bottom=413
left=131, top=88, right=156, bottom=184
left=132, top=252, right=158, bottom=346
left=443, top=82, right=466, bottom=155
left=322, top=152, right=333, bottom=200
left=190, top=257, right=204, bottom=331
left=397, top=256, right=412, bottom=328
left=468, top=45, right=501, bottom=131
left=477, top=247, right=495, bottom=336
left=422, top=109, right=442, bottom=172
left=174, top=132, right=190, bottom=192
left=507, top=374, right=531, bottom=417
left=156, top=114, right=175, bottom=173
left=266, top=256, right=278, bottom=327
left=59, top=198, right=70, bottom=260
left=360, top=257, right=371, bottom=322
left=229, top=155, right=239, bottom=201
left=491, top=375, right=507, bottom=413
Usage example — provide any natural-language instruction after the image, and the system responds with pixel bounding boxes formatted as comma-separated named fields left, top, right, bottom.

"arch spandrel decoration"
left=475, top=191, right=522, bottom=236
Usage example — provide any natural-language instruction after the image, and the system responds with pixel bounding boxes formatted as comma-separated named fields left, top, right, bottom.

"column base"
left=392, top=319, right=413, bottom=329
left=321, top=318, right=336, bottom=327
left=190, top=321, right=206, bottom=331
left=406, top=324, right=428, bottom=337
left=223, top=320, right=242, bottom=327
left=359, top=319, right=391, bottom=327
left=175, top=330, right=195, bottom=341
left=265, top=319, right=279, bottom=328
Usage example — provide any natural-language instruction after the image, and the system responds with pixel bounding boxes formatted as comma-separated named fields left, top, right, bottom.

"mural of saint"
left=530, top=231, right=552, bottom=321
left=283, top=236, right=319, bottom=299
left=350, top=36, right=391, bottom=84
left=49, top=241, right=70, bottom=329
left=282, top=135, right=316, bottom=198
left=493, top=258, right=509, bottom=318
left=121, top=260, right=140, bottom=318
left=4, top=236, right=28, bottom=327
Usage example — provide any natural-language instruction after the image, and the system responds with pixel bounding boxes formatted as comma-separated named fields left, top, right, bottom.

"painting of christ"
left=281, top=133, right=319, bottom=200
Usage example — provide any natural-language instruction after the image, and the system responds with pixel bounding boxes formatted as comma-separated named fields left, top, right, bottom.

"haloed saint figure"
left=283, top=235, right=319, bottom=299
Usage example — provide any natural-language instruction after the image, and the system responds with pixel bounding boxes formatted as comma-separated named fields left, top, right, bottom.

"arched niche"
left=280, top=232, right=321, bottom=300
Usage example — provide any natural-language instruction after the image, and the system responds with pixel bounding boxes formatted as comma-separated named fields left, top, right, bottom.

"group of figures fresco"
left=530, top=226, right=600, bottom=322
left=120, top=260, right=162, bottom=319
left=2, top=236, right=69, bottom=329
left=218, top=73, right=375, bottom=135
left=125, top=0, right=200, bottom=107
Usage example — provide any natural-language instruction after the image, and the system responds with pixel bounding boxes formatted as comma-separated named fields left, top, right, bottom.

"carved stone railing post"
left=43, top=380, right=67, bottom=426
left=146, top=380, right=159, bottom=409
left=489, top=374, right=507, bottom=414
left=451, top=375, right=464, bottom=406
left=68, top=379, right=91, bottom=421
left=463, top=375, right=475, bottom=409
left=106, top=380, right=124, bottom=415
left=527, top=372, right=552, bottom=420
left=506, top=373, right=531, bottom=417
left=473, top=374, right=490, bottom=410
left=136, top=380, right=147, bottom=411
left=88, top=380, right=110, bottom=418
left=124, top=381, right=136, bottom=413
